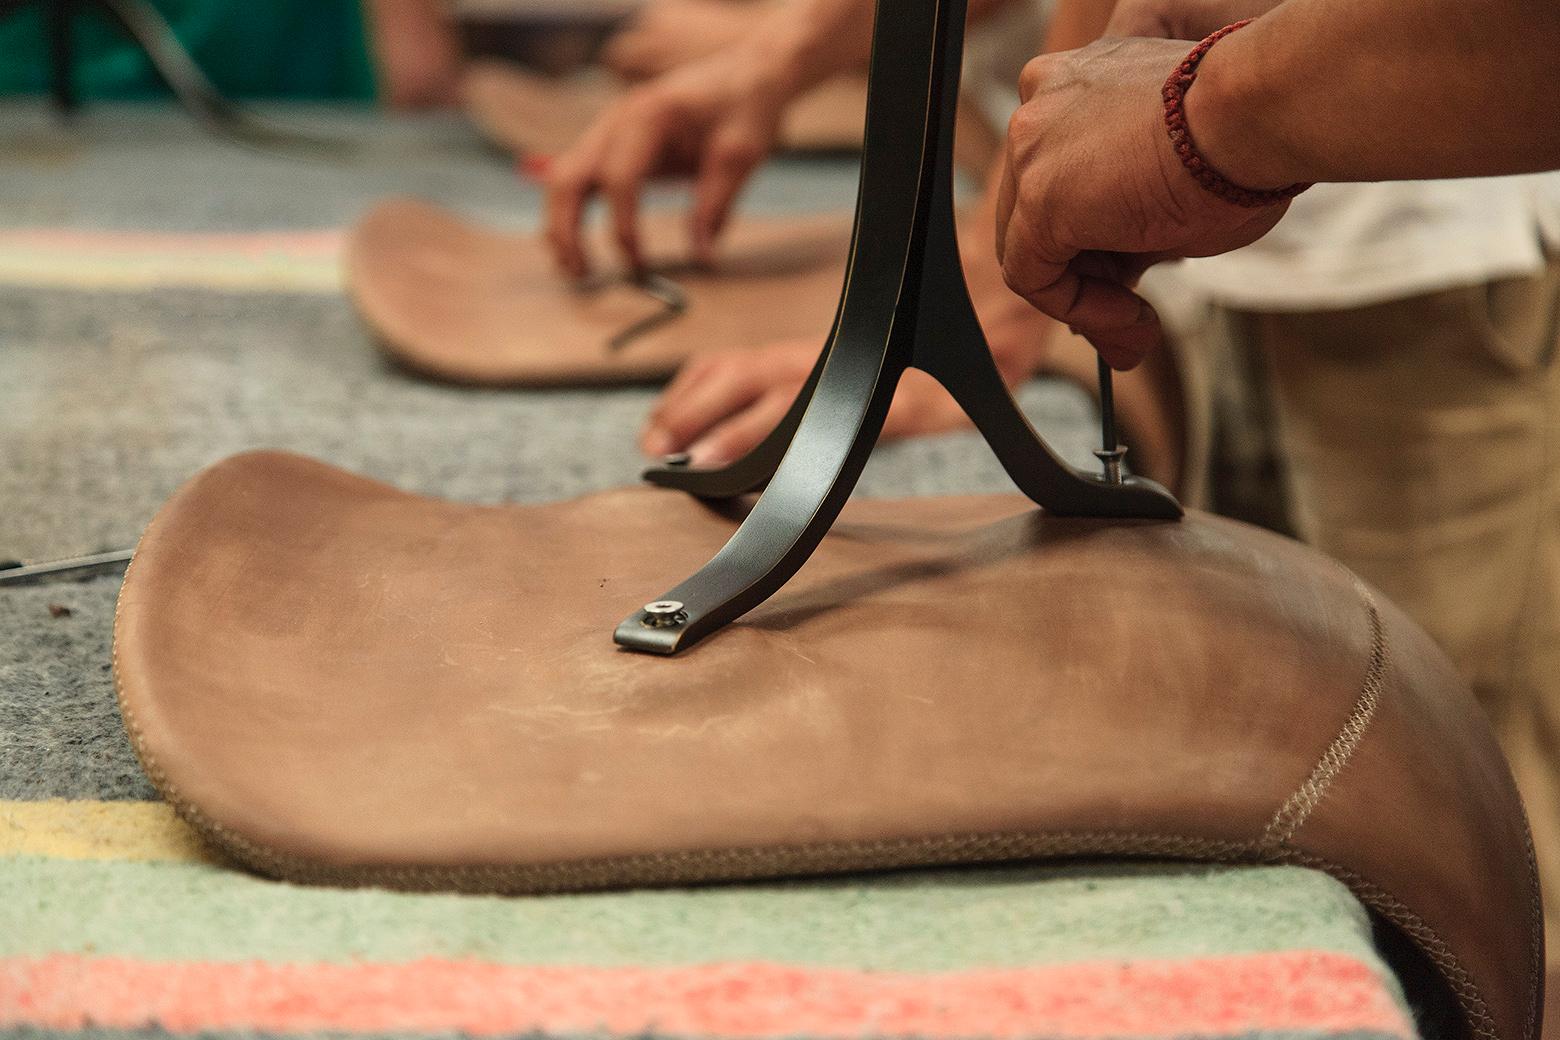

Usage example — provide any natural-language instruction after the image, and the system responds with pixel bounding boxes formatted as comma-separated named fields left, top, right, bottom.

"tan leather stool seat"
left=114, top=451, right=1541, bottom=1040
left=346, top=198, right=848, bottom=385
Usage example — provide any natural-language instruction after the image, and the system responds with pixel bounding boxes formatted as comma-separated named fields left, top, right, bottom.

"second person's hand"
left=544, top=47, right=791, bottom=279
left=639, top=340, right=975, bottom=467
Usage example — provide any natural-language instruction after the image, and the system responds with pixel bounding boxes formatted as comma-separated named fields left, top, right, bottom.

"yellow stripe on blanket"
left=0, top=229, right=342, bottom=293
left=0, top=800, right=216, bottom=865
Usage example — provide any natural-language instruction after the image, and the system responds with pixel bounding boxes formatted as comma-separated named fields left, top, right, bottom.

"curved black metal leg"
left=641, top=194, right=866, bottom=500
left=615, top=0, right=937, bottom=653
left=43, top=0, right=350, bottom=156
left=923, top=320, right=1181, bottom=519
left=910, top=198, right=1181, bottom=520
left=46, top=0, right=79, bottom=115
left=98, top=0, right=241, bottom=128
left=615, top=322, right=909, bottom=653
left=615, top=0, right=1182, bottom=654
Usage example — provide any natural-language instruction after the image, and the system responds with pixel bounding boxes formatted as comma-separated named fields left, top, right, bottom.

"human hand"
left=639, top=340, right=972, bottom=466
left=367, top=0, right=462, bottom=109
left=996, top=37, right=1290, bottom=369
left=602, top=0, right=765, bottom=82
left=636, top=192, right=1057, bottom=468
left=1104, top=0, right=1283, bottom=40
left=545, top=50, right=788, bottom=278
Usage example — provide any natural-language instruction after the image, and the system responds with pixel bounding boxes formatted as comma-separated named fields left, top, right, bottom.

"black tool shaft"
left=1097, top=354, right=1118, bottom=451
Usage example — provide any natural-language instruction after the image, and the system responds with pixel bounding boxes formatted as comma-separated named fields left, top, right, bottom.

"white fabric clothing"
left=1175, top=176, right=1560, bottom=311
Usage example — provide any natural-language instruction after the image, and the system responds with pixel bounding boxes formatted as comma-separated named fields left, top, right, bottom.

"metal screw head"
left=663, top=452, right=692, bottom=468
left=641, top=600, right=688, bottom=628
left=1094, top=446, right=1128, bottom=485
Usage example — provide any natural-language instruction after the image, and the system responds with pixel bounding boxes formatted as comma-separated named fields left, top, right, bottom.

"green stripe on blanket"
left=3, top=856, right=1386, bottom=970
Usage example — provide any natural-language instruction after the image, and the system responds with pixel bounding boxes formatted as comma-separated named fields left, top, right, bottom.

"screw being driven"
left=1094, top=355, right=1127, bottom=484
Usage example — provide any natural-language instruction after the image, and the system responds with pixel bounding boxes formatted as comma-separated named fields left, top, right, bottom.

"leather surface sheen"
left=345, top=198, right=848, bottom=385
left=114, top=451, right=1541, bottom=1040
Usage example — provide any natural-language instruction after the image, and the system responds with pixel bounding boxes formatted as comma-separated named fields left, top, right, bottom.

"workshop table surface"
left=1, top=101, right=1418, bottom=1040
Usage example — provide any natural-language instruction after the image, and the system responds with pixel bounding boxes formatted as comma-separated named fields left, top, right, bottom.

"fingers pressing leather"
left=545, top=138, right=600, bottom=279
left=641, top=355, right=771, bottom=456
left=685, top=387, right=796, bottom=466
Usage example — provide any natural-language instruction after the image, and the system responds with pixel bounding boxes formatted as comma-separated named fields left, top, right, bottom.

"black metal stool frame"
left=616, top=0, right=1182, bottom=655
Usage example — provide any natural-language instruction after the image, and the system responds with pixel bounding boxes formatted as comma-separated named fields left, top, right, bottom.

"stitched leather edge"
left=1263, top=570, right=1540, bottom=1040
left=1282, top=850, right=1500, bottom=1040
left=1261, top=579, right=1387, bottom=848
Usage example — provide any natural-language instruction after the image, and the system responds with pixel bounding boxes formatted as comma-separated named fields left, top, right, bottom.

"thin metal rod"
left=46, top=0, right=79, bottom=114
left=607, top=272, right=689, bottom=352
left=1098, top=355, right=1118, bottom=451
left=1092, top=355, right=1127, bottom=485
left=0, top=548, right=134, bottom=585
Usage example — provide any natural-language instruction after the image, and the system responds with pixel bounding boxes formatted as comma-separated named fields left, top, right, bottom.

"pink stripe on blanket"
left=0, top=229, right=342, bottom=256
left=1, top=951, right=1412, bottom=1038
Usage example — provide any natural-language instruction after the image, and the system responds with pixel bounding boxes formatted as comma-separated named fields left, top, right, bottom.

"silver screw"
left=1094, top=446, right=1128, bottom=485
left=663, top=453, right=691, bottom=467
left=1095, top=355, right=1126, bottom=484
left=641, top=600, right=688, bottom=628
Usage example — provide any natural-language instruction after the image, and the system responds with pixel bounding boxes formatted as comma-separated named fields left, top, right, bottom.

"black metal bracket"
left=37, top=0, right=347, bottom=155
left=614, top=0, right=1182, bottom=655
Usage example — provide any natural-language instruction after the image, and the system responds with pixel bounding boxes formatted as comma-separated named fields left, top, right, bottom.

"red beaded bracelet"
left=1162, top=19, right=1310, bottom=208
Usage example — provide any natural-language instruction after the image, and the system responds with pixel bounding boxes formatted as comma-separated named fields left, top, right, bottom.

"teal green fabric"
left=0, top=0, right=377, bottom=100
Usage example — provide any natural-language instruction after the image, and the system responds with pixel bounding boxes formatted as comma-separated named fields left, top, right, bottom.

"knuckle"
left=1005, top=103, right=1046, bottom=155
left=1017, top=55, right=1054, bottom=99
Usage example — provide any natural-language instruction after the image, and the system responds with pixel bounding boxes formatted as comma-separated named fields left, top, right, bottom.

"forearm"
left=747, top=0, right=877, bottom=98
left=1189, top=0, right=1560, bottom=187
left=365, top=0, right=461, bottom=108
left=752, top=0, right=1017, bottom=98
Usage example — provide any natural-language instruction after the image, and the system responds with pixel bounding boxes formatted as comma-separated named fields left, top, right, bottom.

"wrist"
left=1178, top=22, right=1305, bottom=191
